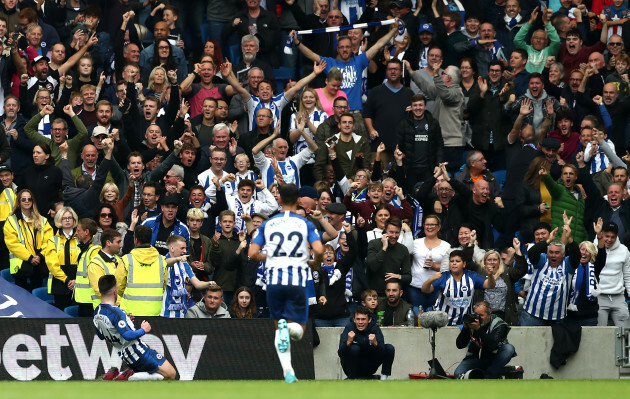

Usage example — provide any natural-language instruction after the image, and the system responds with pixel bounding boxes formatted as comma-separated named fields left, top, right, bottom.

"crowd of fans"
left=0, top=0, right=629, bottom=330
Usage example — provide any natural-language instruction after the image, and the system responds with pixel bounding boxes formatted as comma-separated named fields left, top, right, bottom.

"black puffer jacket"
left=396, top=110, right=443, bottom=174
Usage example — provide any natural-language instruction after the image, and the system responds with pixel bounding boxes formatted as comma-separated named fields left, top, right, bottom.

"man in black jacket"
left=454, top=301, right=516, bottom=379
left=397, top=94, right=443, bottom=190
left=338, top=306, right=395, bottom=380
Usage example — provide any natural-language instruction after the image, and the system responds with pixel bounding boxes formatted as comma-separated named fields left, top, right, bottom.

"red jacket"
left=343, top=195, right=413, bottom=229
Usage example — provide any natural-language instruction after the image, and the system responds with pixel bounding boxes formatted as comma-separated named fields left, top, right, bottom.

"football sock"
left=288, top=322, right=303, bottom=341
left=128, top=372, right=164, bottom=381
left=275, top=329, right=294, bottom=377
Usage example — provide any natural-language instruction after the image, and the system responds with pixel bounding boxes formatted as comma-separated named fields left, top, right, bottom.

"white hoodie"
left=599, top=237, right=630, bottom=295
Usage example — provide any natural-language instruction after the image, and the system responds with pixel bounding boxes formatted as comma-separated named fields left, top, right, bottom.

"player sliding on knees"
left=248, top=183, right=324, bottom=383
left=93, top=275, right=177, bottom=381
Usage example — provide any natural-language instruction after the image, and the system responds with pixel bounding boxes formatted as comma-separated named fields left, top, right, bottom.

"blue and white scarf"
left=568, top=262, right=598, bottom=311
left=167, top=258, right=189, bottom=311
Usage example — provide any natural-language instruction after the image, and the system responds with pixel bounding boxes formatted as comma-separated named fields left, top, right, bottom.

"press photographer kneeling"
left=454, top=301, right=516, bottom=379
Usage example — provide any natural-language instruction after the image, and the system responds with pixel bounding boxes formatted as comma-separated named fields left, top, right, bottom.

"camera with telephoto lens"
left=462, top=313, right=481, bottom=324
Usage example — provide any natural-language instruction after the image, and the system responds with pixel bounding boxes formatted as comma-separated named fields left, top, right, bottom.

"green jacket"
left=24, top=114, right=88, bottom=168
left=543, top=173, right=587, bottom=243
left=514, top=22, right=561, bottom=73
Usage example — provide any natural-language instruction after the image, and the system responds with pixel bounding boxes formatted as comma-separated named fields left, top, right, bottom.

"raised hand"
left=594, top=217, right=604, bottom=236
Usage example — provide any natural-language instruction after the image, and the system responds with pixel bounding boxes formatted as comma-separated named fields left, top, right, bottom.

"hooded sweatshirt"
left=599, top=237, right=630, bottom=295
left=185, top=300, right=231, bottom=319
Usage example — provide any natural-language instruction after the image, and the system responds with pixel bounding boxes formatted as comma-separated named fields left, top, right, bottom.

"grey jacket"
left=411, top=74, right=465, bottom=147
left=185, top=300, right=231, bottom=319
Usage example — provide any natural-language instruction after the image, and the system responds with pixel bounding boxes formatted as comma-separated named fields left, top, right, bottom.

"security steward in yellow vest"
left=84, top=228, right=123, bottom=312
left=72, top=218, right=102, bottom=317
left=4, top=190, right=54, bottom=292
left=0, top=165, right=17, bottom=271
left=43, top=208, right=80, bottom=310
left=115, top=225, right=186, bottom=316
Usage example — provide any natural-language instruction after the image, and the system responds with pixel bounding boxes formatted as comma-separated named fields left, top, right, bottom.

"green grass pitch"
left=1, top=380, right=629, bottom=399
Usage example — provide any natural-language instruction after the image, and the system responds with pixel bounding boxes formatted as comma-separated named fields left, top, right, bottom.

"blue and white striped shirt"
left=94, top=304, right=151, bottom=366
left=524, top=254, right=575, bottom=321
left=432, top=270, right=487, bottom=325
left=252, top=211, right=321, bottom=288
left=247, top=93, right=289, bottom=131
left=290, top=110, right=327, bottom=165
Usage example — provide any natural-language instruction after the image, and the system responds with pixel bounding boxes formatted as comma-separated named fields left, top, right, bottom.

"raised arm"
left=220, top=59, right=251, bottom=102
left=58, top=33, right=99, bottom=76
left=291, top=30, right=321, bottom=63
left=252, top=124, right=280, bottom=156
left=365, top=20, right=399, bottom=61
left=284, top=60, right=327, bottom=100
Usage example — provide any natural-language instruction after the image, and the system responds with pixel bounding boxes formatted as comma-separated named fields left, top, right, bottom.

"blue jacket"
left=141, top=213, right=190, bottom=246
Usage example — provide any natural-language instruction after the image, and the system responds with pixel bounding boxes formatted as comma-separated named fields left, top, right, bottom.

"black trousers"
left=339, top=343, right=395, bottom=379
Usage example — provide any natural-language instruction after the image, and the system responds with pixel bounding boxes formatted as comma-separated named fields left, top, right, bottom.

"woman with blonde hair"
left=289, top=88, right=327, bottom=186
left=475, top=239, right=528, bottom=325
left=99, top=181, right=134, bottom=221
left=315, top=68, right=347, bottom=116
left=43, top=206, right=80, bottom=310
left=145, top=66, right=171, bottom=100
left=4, top=189, right=53, bottom=292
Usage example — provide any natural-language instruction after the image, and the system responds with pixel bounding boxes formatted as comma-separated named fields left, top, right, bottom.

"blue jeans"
left=314, top=317, right=350, bottom=327
left=518, top=311, right=564, bottom=326
left=454, top=343, right=516, bottom=379
left=406, top=285, right=436, bottom=310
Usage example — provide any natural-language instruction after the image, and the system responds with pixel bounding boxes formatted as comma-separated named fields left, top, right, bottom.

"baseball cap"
left=33, top=55, right=50, bottom=64
left=92, top=126, right=108, bottom=137
left=602, top=221, right=619, bottom=235
left=0, top=164, right=12, bottom=173
left=419, top=23, right=434, bottom=34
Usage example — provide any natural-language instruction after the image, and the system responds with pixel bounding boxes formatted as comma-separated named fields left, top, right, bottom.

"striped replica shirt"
left=93, top=303, right=151, bottom=365
left=289, top=110, right=327, bottom=165
left=254, top=148, right=313, bottom=188
left=160, top=260, right=195, bottom=318
left=246, top=93, right=289, bottom=131
left=524, top=253, right=576, bottom=321
left=252, top=211, right=321, bottom=288
left=432, top=270, right=487, bottom=325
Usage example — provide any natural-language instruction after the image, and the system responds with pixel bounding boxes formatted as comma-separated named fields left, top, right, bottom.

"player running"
left=248, top=183, right=324, bottom=383
left=93, top=275, right=177, bottom=380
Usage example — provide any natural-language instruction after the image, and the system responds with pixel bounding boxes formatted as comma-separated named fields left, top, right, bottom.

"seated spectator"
left=454, top=150, right=502, bottom=197
left=374, top=280, right=414, bottom=326
left=230, top=286, right=258, bottom=318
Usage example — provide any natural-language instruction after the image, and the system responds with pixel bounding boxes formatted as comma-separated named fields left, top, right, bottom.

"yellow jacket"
left=116, top=246, right=167, bottom=316
left=0, top=187, right=16, bottom=222
left=88, top=252, right=121, bottom=307
left=4, top=214, right=53, bottom=274
left=74, top=243, right=101, bottom=305
left=44, top=231, right=80, bottom=290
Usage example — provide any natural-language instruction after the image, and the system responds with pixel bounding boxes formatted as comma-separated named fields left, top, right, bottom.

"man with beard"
left=3, top=95, right=30, bottom=175
left=141, top=195, right=190, bottom=255
left=234, top=35, right=276, bottom=92
left=177, top=142, right=198, bottom=188
left=374, top=280, right=414, bottom=326
left=24, top=104, right=88, bottom=167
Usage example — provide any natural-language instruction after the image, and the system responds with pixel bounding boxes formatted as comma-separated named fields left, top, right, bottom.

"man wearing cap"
left=540, top=137, right=563, bottom=180
left=24, top=103, right=88, bottom=167
left=590, top=221, right=630, bottom=327
left=416, top=23, right=438, bottom=69
left=141, top=195, right=190, bottom=256
left=389, top=0, right=418, bottom=38
left=0, top=163, right=16, bottom=269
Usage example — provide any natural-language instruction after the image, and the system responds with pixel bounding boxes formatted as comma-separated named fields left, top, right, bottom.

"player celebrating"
left=93, top=275, right=177, bottom=381
left=248, top=183, right=324, bottom=383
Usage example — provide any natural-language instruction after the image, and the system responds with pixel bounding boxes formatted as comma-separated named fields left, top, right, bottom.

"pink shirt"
left=315, top=88, right=347, bottom=116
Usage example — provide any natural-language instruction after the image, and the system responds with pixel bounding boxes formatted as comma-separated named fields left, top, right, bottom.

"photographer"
left=454, top=301, right=516, bottom=379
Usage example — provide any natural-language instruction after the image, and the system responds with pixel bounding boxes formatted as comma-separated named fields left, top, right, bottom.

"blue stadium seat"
left=274, top=66, right=295, bottom=90
left=64, top=305, right=79, bottom=317
left=32, top=287, right=54, bottom=304
left=493, top=170, right=507, bottom=189
left=1, top=268, right=14, bottom=284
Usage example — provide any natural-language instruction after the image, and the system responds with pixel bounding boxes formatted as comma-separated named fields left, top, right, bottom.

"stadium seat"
left=493, top=170, right=506, bottom=189
left=32, top=287, right=54, bottom=304
left=64, top=305, right=79, bottom=317
left=273, top=66, right=296, bottom=91
left=1, top=268, right=14, bottom=284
